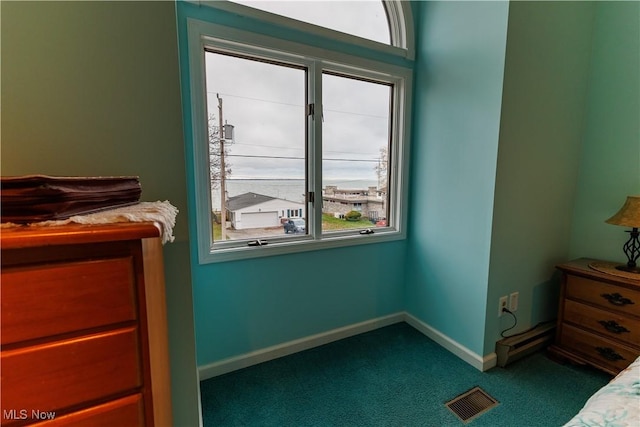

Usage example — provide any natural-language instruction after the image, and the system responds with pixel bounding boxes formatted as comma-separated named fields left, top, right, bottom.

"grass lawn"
left=321, top=213, right=374, bottom=230
left=211, top=214, right=374, bottom=241
left=212, top=222, right=222, bottom=241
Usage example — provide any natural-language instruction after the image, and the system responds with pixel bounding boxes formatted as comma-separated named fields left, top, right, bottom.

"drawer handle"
left=600, top=292, right=635, bottom=307
left=598, top=320, right=630, bottom=334
left=595, top=346, right=625, bottom=362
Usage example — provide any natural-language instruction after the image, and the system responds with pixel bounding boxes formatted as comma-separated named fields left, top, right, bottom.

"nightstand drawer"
left=565, top=274, right=640, bottom=316
left=564, top=299, right=640, bottom=345
left=1, top=257, right=137, bottom=345
left=0, top=327, right=142, bottom=413
left=560, top=323, right=638, bottom=373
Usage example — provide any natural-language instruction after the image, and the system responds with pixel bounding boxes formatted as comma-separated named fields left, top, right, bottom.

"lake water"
left=211, top=179, right=377, bottom=208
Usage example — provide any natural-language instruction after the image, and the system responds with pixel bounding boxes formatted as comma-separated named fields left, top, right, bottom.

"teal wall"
left=0, top=2, right=200, bottom=425
left=176, top=2, right=408, bottom=366
left=192, top=244, right=405, bottom=363
left=406, top=1, right=509, bottom=356
left=407, top=0, right=639, bottom=358
left=569, top=1, right=640, bottom=261
left=486, top=1, right=596, bottom=353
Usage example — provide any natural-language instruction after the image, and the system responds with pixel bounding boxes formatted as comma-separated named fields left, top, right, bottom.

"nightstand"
left=548, top=258, right=640, bottom=375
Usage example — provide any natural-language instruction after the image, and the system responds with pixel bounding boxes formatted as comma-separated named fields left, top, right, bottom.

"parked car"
left=284, top=218, right=306, bottom=234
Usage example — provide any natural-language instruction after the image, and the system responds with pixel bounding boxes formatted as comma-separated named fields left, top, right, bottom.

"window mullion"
left=309, top=61, right=323, bottom=239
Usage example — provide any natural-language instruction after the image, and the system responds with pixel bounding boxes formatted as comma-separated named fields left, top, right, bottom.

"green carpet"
left=200, top=322, right=611, bottom=426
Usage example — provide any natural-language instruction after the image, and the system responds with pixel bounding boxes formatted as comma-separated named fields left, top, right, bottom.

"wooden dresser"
left=549, top=258, right=640, bottom=375
left=1, top=222, right=172, bottom=426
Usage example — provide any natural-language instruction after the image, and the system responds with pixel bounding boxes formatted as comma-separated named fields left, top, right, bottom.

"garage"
left=228, top=192, right=304, bottom=230
left=238, top=211, right=279, bottom=229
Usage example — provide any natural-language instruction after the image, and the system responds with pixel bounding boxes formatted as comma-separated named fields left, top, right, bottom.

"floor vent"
left=445, top=386, right=498, bottom=424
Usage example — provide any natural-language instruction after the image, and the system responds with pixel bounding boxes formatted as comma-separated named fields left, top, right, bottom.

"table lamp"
left=606, top=195, right=640, bottom=273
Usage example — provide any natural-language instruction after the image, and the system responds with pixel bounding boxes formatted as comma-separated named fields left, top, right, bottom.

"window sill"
left=198, top=228, right=406, bottom=264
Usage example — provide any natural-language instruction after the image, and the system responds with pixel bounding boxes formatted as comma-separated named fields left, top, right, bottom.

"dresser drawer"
left=1, top=327, right=142, bottom=413
left=1, top=258, right=137, bottom=345
left=559, top=323, right=638, bottom=373
left=23, top=394, right=144, bottom=427
left=564, top=299, right=640, bottom=346
left=565, top=274, right=640, bottom=316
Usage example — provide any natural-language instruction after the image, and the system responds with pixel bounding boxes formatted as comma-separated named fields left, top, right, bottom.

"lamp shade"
left=606, top=195, right=640, bottom=227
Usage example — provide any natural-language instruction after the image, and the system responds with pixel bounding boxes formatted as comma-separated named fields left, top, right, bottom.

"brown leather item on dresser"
left=1, top=175, right=141, bottom=223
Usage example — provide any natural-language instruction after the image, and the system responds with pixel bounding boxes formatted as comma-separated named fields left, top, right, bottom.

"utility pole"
left=217, top=94, right=227, bottom=241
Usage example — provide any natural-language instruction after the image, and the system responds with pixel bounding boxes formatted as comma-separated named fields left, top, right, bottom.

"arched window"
left=212, top=0, right=414, bottom=56
left=178, top=0, right=414, bottom=262
left=232, top=0, right=391, bottom=44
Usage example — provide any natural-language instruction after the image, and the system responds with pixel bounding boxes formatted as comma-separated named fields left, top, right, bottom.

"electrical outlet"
left=509, top=292, right=519, bottom=312
left=499, top=296, right=508, bottom=316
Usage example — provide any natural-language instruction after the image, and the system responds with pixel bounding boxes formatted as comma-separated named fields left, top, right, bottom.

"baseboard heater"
left=495, top=321, right=556, bottom=367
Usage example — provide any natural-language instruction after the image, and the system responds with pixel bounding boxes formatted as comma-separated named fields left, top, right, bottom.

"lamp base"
left=615, top=264, right=640, bottom=274
left=618, top=227, right=640, bottom=275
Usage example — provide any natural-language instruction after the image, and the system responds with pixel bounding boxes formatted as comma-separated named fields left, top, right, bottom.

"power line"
left=233, top=142, right=302, bottom=152
left=227, top=178, right=304, bottom=181
left=209, top=92, right=301, bottom=109
left=232, top=141, right=386, bottom=157
left=208, top=91, right=389, bottom=119
left=225, top=178, right=306, bottom=182
left=323, top=107, right=388, bottom=120
left=214, top=153, right=385, bottom=163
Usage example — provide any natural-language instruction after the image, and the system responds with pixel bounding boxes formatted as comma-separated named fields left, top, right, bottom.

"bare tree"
left=208, top=113, right=232, bottom=190
left=374, top=146, right=388, bottom=189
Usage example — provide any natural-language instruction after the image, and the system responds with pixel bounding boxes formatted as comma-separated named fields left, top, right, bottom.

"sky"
left=205, top=1, right=392, bottom=183
left=237, top=0, right=390, bottom=44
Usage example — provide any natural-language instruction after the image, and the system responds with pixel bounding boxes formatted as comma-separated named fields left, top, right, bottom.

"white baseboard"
left=198, top=312, right=405, bottom=381
left=198, top=311, right=496, bottom=381
left=404, top=313, right=497, bottom=372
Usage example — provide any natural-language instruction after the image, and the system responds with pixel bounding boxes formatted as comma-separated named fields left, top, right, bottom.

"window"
left=205, top=51, right=306, bottom=243
left=183, top=2, right=413, bottom=262
left=230, top=1, right=391, bottom=45
left=321, top=72, right=391, bottom=233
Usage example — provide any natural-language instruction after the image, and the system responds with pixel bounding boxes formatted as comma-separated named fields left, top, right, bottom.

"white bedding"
left=563, top=356, right=640, bottom=426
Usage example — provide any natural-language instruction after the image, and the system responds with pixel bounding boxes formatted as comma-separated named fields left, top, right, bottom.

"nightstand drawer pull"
left=595, top=346, right=625, bottom=362
left=598, top=320, right=630, bottom=334
left=600, top=292, right=635, bottom=306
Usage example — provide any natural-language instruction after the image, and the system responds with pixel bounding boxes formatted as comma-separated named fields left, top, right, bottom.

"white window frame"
left=186, top=7, right=413, bottom=264
left=193, top=0, right=415, bottom=60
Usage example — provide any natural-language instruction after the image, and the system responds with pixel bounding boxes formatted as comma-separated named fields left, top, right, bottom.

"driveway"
left=225, top=226, right=286, bottom=240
